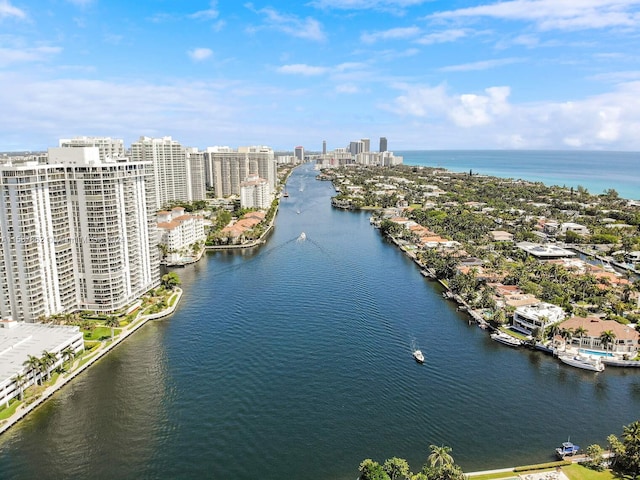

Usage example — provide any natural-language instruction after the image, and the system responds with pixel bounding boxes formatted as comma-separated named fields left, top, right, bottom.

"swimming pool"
left=579, top=348, right=614, bottom=357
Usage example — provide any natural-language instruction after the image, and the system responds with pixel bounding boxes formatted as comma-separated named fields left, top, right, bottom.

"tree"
left=599, top=330, right=616, bottom=352
left=574, top=326, right=588, bottom=348
left=61, top=346, right=75, bottom=371
left=105, top=316, right=120, bottom=340
left=427, top=445, right=454, bottom=469
left=161, top=272, right=181, bottom=290
left=13, top=373, right=27, bottom=402
left=359, top=459, right=391, bottom=480
left=23, top=354, right=42, bottom=385
left=584, top=444, right=605, bottom=471
left=382, top=457, right=410, bottom=480
left=40, top=350, right=58, bottom=382
left=609, top=420, right=640, bottom=478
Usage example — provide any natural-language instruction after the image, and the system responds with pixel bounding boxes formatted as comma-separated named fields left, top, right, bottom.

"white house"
left=512, top=302, right=565, bottom=335
left=157, top=207, right=206, bottom=265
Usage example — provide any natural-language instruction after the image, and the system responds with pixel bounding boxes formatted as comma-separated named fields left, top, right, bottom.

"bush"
left=513, top=461, right=571, bottom=472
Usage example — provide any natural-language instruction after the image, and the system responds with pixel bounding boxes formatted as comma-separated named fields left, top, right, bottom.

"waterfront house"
left=559, top=316, right=640, bottom=355
left=157, top=208, right=206, bottom=265
left=512, top=302, right=565, bottom=335
left=489, top=230, right=514, bottom=242
left=559, top=222, right=590, bottom=236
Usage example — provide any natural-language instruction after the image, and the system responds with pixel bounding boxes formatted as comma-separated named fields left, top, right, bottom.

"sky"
left=2, top=0, right=640, bottom=152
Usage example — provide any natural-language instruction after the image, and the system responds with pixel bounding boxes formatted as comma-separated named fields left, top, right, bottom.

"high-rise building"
left=379, top=137, right=388, bottom=152
left=361, top=138, right=370, bottom=153
left=322, top=141, right=327, bottom=155
left=59, top=136, right=126, bottom=161
left=130, top=136, right=188, bottom=209
left=240, top=174, right=272, bottom=209
left=0, top=146, right=159, bottom=321
left=349, top=141, right=364, bottom=155
left=205, top=146, right=276, bottom=199
left=185, top=148, right=206, bottom=202
left=294, top=146, right=304, bottom=163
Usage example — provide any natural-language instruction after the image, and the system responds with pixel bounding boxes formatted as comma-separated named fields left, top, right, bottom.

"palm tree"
left=13, top=373, right=27, bottom=402
left=599, top=330, right=617, bottom=353
left=560, top=327, right=574, bottom=346
left=104, top=316, right=120, bottom=340
left=23, top=355, right=42, bottom=385
left=574, top=326, right=588, bottom=348
left=61, top=346, right=75, bottom=371
left=427, top=445, right=454, bottom=469
left=40, top=350, right=58, bottom=382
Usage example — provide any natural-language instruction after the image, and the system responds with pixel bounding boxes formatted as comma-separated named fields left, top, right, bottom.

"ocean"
left=397, top=150, right=639, bottom=201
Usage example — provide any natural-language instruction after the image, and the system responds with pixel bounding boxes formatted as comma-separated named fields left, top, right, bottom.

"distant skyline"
left=2, top=0, right=640, bottom=151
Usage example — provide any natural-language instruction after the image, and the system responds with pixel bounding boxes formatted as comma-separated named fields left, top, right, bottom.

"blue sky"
left=2, top=0, right=640, bottom=152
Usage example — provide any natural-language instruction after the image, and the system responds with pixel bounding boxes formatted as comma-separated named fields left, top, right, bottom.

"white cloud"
left=360, top=26, right=420, bottom=44
left=387, top=80, right=640, bottom=149
left=416, top=29, right=467, bottom=45
left=439, top=57, right=524, bottom=72
left=0, top=0, right=26, bottom=20
left=336, top=83, right=360, bottom=93
left=309, top=0, right=430, bottom=12
left=430, top=0, right=640, bottom=31
left=0, top=46, right=61, bottom=66
left=277, top=64, right=328, bottom=75
left=66, top=0, right=94, bottom=6
left=189, top=1, right=220, bottom=20
left=188, top=48, right=213, bottom=61
left=248, top=6, right=326, bottom=41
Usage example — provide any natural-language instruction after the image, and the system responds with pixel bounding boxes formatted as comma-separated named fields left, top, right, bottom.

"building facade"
left=0, top=146, right=159, bottom=321
left=240, top=174, right=272, bottom=209
left=157, top=207, right=206, bottom=265
left=130, top=136, right=189, bottom=209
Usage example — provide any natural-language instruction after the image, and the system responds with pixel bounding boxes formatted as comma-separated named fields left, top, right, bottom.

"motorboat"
left=558, top=353, right=605, bottom=372
left=556, top=441, right=580, bottom=459
left=413, top=349, right=425, bottom=364
left=490, top=331, right=523, bottom=347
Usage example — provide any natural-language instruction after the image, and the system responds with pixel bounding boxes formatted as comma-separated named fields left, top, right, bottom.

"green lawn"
left=0, top=399, right=21, bottom=420
left=563, top=464, right=616, bottom=480
left=83, top=327, right=121, bottom=341
left=468, top=464, right=617, bottom=480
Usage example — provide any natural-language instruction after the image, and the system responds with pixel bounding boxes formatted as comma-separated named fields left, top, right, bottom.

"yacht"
left=558, top=353, right=605, bottom=372
left=490, top=331, right=523, bottom=347
left=413, top=349, right=425, bottom=364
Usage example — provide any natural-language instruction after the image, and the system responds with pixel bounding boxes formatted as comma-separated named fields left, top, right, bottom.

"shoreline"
left=0, top=288, right=183, bottom=437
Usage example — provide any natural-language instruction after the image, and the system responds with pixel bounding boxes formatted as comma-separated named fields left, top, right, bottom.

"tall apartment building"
left=185, top=148, right=206, bottom=202
left=294, top=146, right=304, bottom=163
left=59, top=136, right=126, bottom=161
left=240, top=174, right=272, bottom=209
left=361, top=138, right=370, bottom=153
left=204, top=146, right=276, bottom=200
left=130, top=136, right=188, bottom=209
left=0, top=146, right=159, bottom=321
left=322, top=141, right=327, bottom=155
left=379, top=137, right=387, bottom=152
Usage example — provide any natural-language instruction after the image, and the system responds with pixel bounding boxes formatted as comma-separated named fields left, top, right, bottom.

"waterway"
left=1, top=163, right=639, bottom=479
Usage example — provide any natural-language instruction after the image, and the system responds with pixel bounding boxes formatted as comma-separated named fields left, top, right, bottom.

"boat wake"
left=297, top=232, right=306, bottom=242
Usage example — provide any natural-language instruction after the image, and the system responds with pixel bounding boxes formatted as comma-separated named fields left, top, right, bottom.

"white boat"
left=413, top=349, right=425, bottom=363
left=558, top=353, right=605, bottom=372
left=490, top=331, right=523, bottom=347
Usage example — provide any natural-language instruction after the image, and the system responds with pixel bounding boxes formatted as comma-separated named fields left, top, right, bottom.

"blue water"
left=0, top=163, right=638, bottom=480
left=579, top=349, right=615, bottom=358
left=398, top=150, right=640, bottom=200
